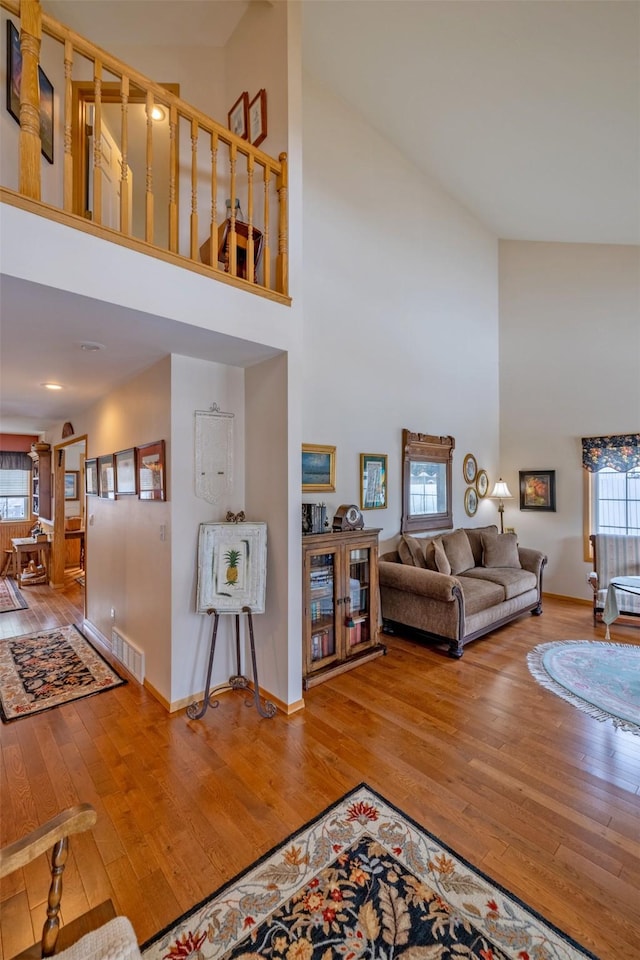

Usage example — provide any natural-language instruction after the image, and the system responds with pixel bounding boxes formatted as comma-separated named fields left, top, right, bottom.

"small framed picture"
left=228, top=91, right=249, bottom=140
left=464, top=486, right=478, bottom=517
left=85, top=459, right=99, bottom=496
left=248, top=88, right=267, bottom=148
left=302, top=443, right=335, bottom=493
left=463, top=453, right=477, bottom=484
left=64, top=471, right=79, bottom=500
left=6, top=20, right=54, bottom=163
left=519, top=470, right=556, bottom=512
left=360, top=453, right=387, bottom=510
left=476, top=469, right=489, bottom=498
left=115, top=448, right=137, bottom=496
left=98, top=454, right=115, bottom=500
left=138, top=440, right=166, bottom=501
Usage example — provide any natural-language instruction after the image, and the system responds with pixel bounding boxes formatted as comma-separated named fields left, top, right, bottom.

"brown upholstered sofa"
left=379, top=525, right=547, bottom=657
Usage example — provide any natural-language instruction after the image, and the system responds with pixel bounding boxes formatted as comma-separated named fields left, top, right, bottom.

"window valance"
left=581, top=434, right=640, bottom=473
left=0, top=451, right=32, bottom=470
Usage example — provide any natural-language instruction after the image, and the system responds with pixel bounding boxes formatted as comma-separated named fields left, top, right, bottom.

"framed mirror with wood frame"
left=401, top=429, right=455, bottom=533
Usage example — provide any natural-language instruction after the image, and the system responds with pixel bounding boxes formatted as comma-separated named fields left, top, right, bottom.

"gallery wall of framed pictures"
left=85, top=441, right=166, bottom=500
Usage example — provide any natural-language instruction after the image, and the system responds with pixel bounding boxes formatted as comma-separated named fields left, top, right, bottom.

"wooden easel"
left=186, top=605, right=276, bottom=720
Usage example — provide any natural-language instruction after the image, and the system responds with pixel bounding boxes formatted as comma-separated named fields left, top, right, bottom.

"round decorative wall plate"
left=476, top=469, right=489, bottom=498
left=464, top=486, right=478, bottom=517
left=463, top=453, right=477, bottom=485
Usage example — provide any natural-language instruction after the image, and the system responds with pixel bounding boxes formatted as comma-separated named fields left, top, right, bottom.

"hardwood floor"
left=1, top=581, right=639, bottom=959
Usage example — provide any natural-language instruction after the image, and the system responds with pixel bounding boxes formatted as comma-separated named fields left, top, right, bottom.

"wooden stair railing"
left=0, top=0, right=289, bottom=301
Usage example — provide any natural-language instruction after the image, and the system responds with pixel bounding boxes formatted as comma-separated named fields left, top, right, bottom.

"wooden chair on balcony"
left=200, top=217, right=264, bottom=282
left=0, top=804, right=141, bottom=959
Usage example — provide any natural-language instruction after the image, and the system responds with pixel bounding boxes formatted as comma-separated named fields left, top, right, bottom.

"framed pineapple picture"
left=196, top=521, right=267, bottom=614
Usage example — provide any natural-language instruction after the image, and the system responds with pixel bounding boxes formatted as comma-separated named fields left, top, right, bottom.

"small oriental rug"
left=141, top=783, right=598, bottom=960
left=0, top=624, right=125, bottom=722
left=0, top=577, right=27, bottom=614
left=527, top=640, right=640, bottom=736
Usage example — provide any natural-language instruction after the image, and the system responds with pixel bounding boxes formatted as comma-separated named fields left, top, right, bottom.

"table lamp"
left=489, top=479, right=513, bottom=534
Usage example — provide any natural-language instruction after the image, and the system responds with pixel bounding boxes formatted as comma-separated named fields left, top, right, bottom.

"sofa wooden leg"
left=532, top=604, right=543, bottom=616
left=448, top=642, right=464, bottom=658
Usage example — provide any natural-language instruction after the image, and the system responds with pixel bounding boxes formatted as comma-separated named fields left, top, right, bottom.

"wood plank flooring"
left=1, top=581, right=639, bottom=959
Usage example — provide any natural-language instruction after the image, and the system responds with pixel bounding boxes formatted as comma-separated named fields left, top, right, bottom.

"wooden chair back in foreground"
left=0, top=804, right=141, bottom=959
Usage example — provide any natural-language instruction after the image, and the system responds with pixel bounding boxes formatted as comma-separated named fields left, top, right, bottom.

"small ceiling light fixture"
left=41, top=382, right=63, bottom=390
left=79, top=341, right=105, bottom=352
left=150, top=105, right=166, bottom=122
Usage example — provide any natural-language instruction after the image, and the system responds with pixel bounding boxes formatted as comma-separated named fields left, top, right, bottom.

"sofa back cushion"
left=482, top=532, right=521, bottom=568
left=463, top=525, right=499, bottom=566
left=432, top=538, right=451, bottom=575
left=398, top=535, right=427, bottom=568
left=442, top=529, right=475, bottom=575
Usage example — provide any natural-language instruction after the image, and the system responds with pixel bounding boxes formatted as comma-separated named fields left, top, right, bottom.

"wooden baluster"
left=246, top=155, right=256, bottom=283
left=262, top=164, right=271, bottom=290
left=92, top=60, right=103, bottom=225
left=168, top=103, right=178, bottom=252
left=145, top=89, right=154, bottom=243
left=63, top=39, right=73, bottom=212
left=18, top=0, right=42, bottom=201
left=190, top=118, right=199, bottom=260
left=120, top=75, right=129, bottom=234
left=206, top=130, right=219, bottom=267
left=228, top=143, right=238, bottom=277
left=276, top=152, right=288, bottom=295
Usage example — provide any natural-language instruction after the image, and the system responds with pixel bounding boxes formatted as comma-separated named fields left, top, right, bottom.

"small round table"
left=603, top=576, right=640, bottom=639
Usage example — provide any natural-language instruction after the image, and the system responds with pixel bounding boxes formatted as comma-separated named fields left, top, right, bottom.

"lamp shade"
left=489, top=479, right=513, bottom=500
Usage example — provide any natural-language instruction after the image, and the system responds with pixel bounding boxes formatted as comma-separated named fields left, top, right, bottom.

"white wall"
left=78, top=357, right=172, bottom=697
left=302, top=73, right=500, bottom=551
left=499, top=240, right=640, bottom=599
left=170, top=354, right=246, bottom=705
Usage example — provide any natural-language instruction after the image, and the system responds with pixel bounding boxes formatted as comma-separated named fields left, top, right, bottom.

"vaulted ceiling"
left=2, top=0, right=638, bottom=432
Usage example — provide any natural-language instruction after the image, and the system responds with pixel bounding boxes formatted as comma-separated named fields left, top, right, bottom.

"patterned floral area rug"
left=0, top=577, right=28, bottom=614
left=0, top=624, right=125, bottom=722
left=141, top=783, right=598, bottom=960
left=528, top=640, right=640, bottom=736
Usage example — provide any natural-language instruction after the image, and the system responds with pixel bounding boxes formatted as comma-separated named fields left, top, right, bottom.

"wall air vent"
left=111, top=628, right=145, bottom=684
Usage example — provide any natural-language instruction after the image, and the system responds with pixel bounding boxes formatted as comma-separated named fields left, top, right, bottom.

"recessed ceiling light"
left=79, top=341, right=105, bottom=352
left=41, top=382, right=63, bottom=390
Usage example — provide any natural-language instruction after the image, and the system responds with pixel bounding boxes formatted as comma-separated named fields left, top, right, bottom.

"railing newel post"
left=276, top=152, right=288, bottom=296
left=18, top=0, right=42, bottom=200
left=63, top=38, right=73, bottom=211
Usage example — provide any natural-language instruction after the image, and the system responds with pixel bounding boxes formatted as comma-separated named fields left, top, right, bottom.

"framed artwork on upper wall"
left=519, top=470, right=556, bottom=512
left=98, top=454, right=115, bottom=500
left=463, top=453, right=477, bottom=485
left=360, top=453, right=387, bottom=510
left=115, top=448, right=137, bottom=496
left=248, top=88, right=267, bottom=147
left=228, top=91, right=249, bottom=140
left=138, top=439, right=166, bottom=501
left=6, top=20, right=54, bottom=163
left=85, top=459, right=99, bottom=496
left=302, top=444, right=336, bottom=493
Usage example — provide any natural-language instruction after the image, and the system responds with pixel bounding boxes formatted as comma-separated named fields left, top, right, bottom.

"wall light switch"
left=160, top=524, right=166, bottom=541
left=89, top=514, right=95, bottom=526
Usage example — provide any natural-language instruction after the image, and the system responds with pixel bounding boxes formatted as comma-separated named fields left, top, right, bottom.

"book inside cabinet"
left=302, top=528, right=386, bottom=688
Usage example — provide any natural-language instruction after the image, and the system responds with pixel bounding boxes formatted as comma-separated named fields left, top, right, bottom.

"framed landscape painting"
left=302, top=444, right=336, bottom=493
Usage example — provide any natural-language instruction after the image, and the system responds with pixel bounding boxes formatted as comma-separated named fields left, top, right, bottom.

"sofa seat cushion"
left=456, top=575, right=505, bottom=614
left=462, top=566, right=537, bottom=600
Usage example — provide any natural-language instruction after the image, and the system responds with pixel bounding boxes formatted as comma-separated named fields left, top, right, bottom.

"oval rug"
left=527, top=640, right=640, bottom=736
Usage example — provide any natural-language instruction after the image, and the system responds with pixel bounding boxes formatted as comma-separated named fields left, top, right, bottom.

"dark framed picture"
left=64, top=470, right=79, bottom=500
left=115, top=448, right=137, bottom=496
left=519, top=470, right=556, bottom=512
left=248, top=88, right=267, bottom=148
left=302, top=443, right=335, bottom=493
left=228, top=91, right=249, bottom=140
left=6, top=20, right=54, bottom=164
left=85, top=458, right=99, bottom=496
left=98, top=454, right=115, bottom=500
left=138, top=439, right=166, bottom=501
left=360, top=453, right=387, bottom=510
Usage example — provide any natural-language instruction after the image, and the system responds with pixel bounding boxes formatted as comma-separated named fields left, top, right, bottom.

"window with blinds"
left=0, top=467, right=31, bottom=520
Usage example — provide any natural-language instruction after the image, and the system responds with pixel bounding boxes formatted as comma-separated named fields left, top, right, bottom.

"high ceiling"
left=2, top=0, right=638, bottom=433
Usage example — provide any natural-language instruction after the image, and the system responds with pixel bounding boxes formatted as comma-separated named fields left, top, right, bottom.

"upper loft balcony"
left=0, top=0, right=291, bottom=306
